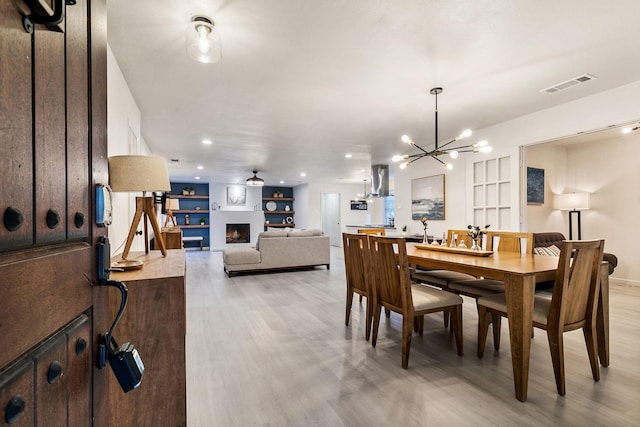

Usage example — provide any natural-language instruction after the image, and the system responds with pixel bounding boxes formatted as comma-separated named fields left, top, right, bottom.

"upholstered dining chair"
left=368, top=235, right=464, bottom=368
left=448, top=231, right=533, bottom=349
left=357, top=228, right=386, bottom=236
left=412, top=229, right=480, bottom=327
left=342, top=233, right=373, bottom=340
left=477, top=239, right=604, bottom=396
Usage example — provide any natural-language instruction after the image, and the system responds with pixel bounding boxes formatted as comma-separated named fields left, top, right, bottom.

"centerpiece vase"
left=470, top=237, right=480, bottom=251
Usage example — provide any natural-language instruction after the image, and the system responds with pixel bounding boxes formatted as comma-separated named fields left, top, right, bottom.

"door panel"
left=34, top=333, right=68, bottom=426
left=0, top=359, right=34, bottom=426
left=66, top=315, right=91, bottom=426
left=34, top=21, right=67, bottom=243
left=0, top=0, right=34, bottom=250
left=66, top=0, right=90, bottom=240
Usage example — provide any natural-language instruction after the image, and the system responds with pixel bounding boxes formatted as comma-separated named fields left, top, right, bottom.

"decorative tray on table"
left=414, top=244, right=494, bottom=257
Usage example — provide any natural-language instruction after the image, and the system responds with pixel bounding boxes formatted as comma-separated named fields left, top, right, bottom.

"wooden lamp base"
left=121, top=196, right=167, bottom=261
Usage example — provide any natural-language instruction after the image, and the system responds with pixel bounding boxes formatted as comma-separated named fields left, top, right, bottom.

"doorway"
left=321, top=193, right=341, bottom=247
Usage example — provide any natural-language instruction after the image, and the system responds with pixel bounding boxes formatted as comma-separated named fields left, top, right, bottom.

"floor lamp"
left=108, top=155, right=171, bottom=262
left=556, top=192, right=591, bottom=240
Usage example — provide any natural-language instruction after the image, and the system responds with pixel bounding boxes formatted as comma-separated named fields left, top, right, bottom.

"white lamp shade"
left=108, top=155, right=171, bottom=192
left=167, top=198, right=180, bottom=210
left=555, top=192, right=591, bottom=211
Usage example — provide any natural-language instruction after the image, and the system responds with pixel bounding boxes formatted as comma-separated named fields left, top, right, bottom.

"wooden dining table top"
left=406, top=243, right=559, bottom=282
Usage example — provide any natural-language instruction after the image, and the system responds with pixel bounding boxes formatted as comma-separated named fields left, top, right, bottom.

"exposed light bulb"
left=449, top=150, right=459, bottom=159
left=445, top=163, right=454, bottom=170
left=392, top=154, right=408, bottom=162
left=345, top=153, right=353, bottom=158
left=401, top=135, right=413, bottom=144
left=475, top=140, right=488, bottom=147
left=197, top=24, right=212, bottom=54
left=622, top=127, right=633, bottom=134
left=399, top=162, right=409, bottom=170
left=479, top=146, right=493, bottom=153
left=458, top=129, right=472, bottom=139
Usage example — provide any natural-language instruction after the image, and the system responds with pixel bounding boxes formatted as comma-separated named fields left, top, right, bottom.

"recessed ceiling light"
left=622, top=126, right=638, bottom=134
left=197, top=165, right=204, bottom=170
left=202, top=139, right=212, bottom=145
left=345, top=153, right=353, bottom=158
left=195, top=176, right=201, bottom=180
left=300, top=172, right=306, bottom=177
left=279, top=180, right=284, bottom=184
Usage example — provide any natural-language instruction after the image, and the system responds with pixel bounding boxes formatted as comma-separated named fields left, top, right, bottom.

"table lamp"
left=164, top=198, right=180, bottom=227
left=555, top=192, right=591, bottom=239
left=108, top=155, right=171, bottom=261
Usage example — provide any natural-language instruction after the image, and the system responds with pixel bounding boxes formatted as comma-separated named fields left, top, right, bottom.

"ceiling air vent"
left=540, top=74, right=598, bottom=94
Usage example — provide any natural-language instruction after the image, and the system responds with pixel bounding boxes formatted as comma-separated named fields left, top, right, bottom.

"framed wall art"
left=226, top=185, right=247, bottom=206
left=411, top=174, right=445, bottom=220
left=526, top=167, right=544, bottom=205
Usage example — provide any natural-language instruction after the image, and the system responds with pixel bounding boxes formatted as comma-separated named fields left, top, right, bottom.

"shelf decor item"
left=199, top=218, right=206, bottom=225
left=265, top=201, right=277, bottom=212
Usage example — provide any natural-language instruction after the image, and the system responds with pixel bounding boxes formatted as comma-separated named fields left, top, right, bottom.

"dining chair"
left=368, top=235, right=463, bottom=368
left=448, top=231, right=533, bottom=349
left=357, top=228, right=386, bottom=236
left=477, top=239, right=604, bottom=396
left=412, top=229, right=479, bottom=327
left=342, top=233, right=373, bottom=340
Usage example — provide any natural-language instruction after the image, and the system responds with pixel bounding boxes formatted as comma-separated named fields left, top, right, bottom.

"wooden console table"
left=109, top=250, right=186, bottom=426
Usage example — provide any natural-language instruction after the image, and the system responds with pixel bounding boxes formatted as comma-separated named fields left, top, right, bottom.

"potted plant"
left=401, top=225, right=407, bottom=235
left=199, top=218, right=206, bottom=225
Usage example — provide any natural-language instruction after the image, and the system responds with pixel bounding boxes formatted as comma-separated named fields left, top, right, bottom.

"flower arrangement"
left=421, top=217, right=428, bottom=233
left=401, top=225, right=407, bottom=232
left=467, top=224, right=490, bottom=250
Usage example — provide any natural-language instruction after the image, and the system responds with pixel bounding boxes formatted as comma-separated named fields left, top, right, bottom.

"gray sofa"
left=223, top=229, right=330, bottom=277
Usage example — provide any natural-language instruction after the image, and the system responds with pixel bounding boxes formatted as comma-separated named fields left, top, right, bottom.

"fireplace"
left=226, top=223, right=250, bottom=243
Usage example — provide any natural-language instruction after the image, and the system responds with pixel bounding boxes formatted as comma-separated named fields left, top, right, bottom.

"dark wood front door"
left=0, top=0, right=109, bottom=424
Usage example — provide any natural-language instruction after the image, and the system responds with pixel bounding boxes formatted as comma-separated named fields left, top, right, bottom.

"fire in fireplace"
left=226, top=223, right=250, bottom=243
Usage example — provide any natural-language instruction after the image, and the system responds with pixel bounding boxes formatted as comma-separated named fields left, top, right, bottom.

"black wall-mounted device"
left=96, top=236, right=145, bottom=393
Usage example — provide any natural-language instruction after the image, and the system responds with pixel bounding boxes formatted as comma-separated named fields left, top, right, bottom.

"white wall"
left=390, top=80, right=640, bottom=284
left=107, top=45, right=151, bottom=256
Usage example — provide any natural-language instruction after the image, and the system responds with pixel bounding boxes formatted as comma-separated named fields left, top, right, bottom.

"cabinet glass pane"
left=499, top=182, right=510, bottom=205
left=486, top=159, right=497, bottom=182
left=474, top=161, right=484, bottom=184
left=486, top=183, right=496, bottom=206
left=499, top=156, right=510, bottom=180
left=499, top=207, right=511, bottom=229
left=474, top=185, right=484, bottom=206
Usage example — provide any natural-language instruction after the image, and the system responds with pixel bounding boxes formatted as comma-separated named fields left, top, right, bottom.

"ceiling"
left=106, top=0, right=640, bottom=186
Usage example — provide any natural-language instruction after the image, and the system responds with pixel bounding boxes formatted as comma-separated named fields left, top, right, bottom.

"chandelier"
left=392, top=87, right=492, bottom=170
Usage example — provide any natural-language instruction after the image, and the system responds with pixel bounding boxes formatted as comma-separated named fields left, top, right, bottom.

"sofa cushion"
left=287, top=229, right=322, bottom=237
left=534, top=245, right=560, bottom=256
left=256, top=230, right=288, bottom=250
left=223, top=247, right=261, bottom=265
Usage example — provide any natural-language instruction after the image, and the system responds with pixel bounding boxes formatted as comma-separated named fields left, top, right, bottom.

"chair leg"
left=451, top=306, right=463, bottom=356
left=402, top=315, right=413, bottom=369
left=491, top=313, right=502, bottom=351
left=415, top=315, right=424, bottom=336
left=477, top=305, right=490, bottom=358
left=385, top=308, right=391, bottom=318
left=547, top=327, right=566, bottom=396
left=371, top=305, right=382, bottom=347
left=364, top=295, right=372, bottom=341
left=359, top=295, right=363, bottom=303
left=345, top=290, right=353, bottom=326
left=443, top=311, right=450, bottom=328
left=583, top=325, right=601, bottom=382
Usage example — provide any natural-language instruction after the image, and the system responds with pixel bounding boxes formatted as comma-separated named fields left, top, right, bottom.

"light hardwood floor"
left=185, top=248, right=640, bottom=426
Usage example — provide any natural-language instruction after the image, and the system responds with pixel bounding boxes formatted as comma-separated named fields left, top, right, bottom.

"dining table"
left=405, top=242, right=610, bottom=402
